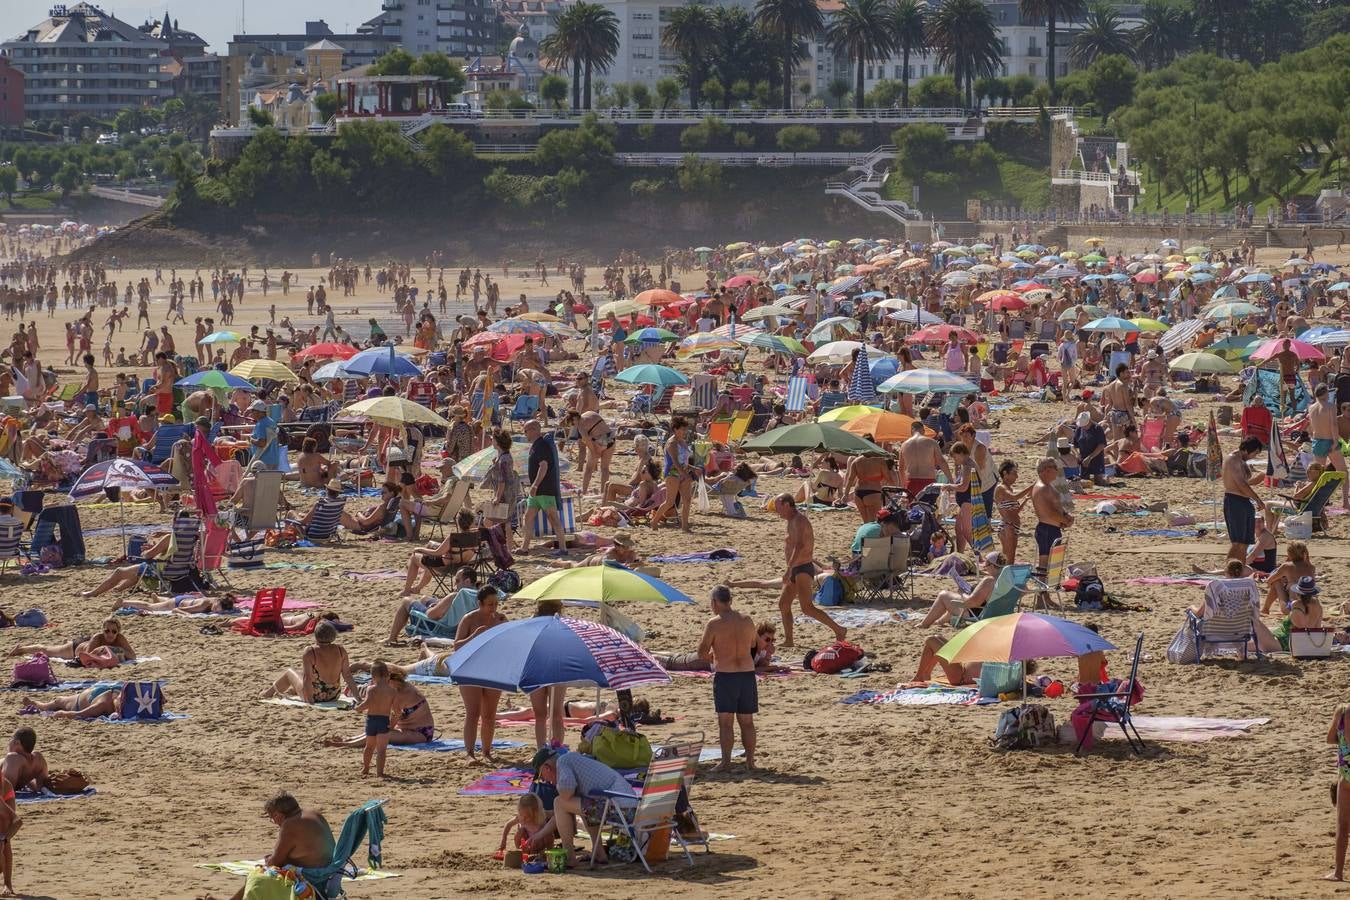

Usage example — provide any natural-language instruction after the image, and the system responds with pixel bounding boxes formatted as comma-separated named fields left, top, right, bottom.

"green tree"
left=369, top=48, right=416, bottom=76
left=913, top=74, right=960, bottom=107
left=54, top=161, right=81, bottom=201
left=0, top=166, right=16, bottom=203
left=11, top=149, right=32, bottom=183
left=247, top=107, right=274, bottom=128
left=540, top=74, right=569, bottom=111
left=309, top=148, right=350, bottom=194
left=533, top=113, right=616, bottom=169
left=611, top=83, right=631, bottom=109
left=410, top=51, right=467, bottom=97
left=828, top=0, right=897, bottom=111
left=927, top=0, right=1005, bottom=107
left=866, top=79, right=904, bottom=108
left=974, top=76, right=1003, bottom=108
left=1132, top=0, right=1192, bottom=70
left=663, top=3, right=718, bottom=109
left=733, top=129, right=756, bottom=148
left=418, top=124, right=475, bottom=181
left=1006, top=73, right=1037, bottom=104
left=826, top=77, right=852, bottom=108
left=313, top=92, right=341, bottom=123
left=891, top=123, right=949, bottom=179
left=564, top=2, right=621, bottom=110
left=1194, top=0, right=1251, bottom=57
left=702, top=77, right=726, bottom=109
left=485, top=89, right=532, bottom=110
left=676, top=153, right=724, bottom=193
left=1083, top=53, right=1137, bottom=122
left=754, top=0, right=824, bottom=110
left=540, top=18, right=583, bottom=110
left=1018, top=0, right=1087, bottom=96
left=888, top=0, right=928, bottom=108
left=837, top=128, right=864, bottom=147
left=656, top=78, right=681, bottom=110
left=1072, top=4, right=1134, bottom=66
left=776, top=124, right=821, bottom=154
left=631, top=82, right=653, bottom=110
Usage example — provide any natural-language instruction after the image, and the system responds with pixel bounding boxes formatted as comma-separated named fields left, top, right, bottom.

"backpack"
left=488, top=568, right=521, bottom=596
left=1073, top=575, right=1105, bottom=610
left=118, top=681, right=164, bottom=720
left=805, top=640, right=866, bottom=674
left=591, top=727, right=653, bottom=770
left=992, top=704, right=1057, bottom=751
left=12, top=653, right=56, bottom=687
left=813, top=575, right=844, bottom=607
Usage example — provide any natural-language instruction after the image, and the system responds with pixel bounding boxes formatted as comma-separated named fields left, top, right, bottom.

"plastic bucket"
left=545, top=848, right=568, bottom=874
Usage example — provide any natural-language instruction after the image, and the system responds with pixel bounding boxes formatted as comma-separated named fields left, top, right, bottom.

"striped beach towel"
left=691, top=374, right=717, bottom=410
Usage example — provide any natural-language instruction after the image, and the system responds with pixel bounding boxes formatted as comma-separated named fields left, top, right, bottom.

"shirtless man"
left=1101, top=363, right=1135, bottom=440
left=774, top=494, right=844, bottom=648
left=697, top=585, right=758, bottom=772
left=1307, top=384, right=1349, bottom=506
left=1030, top=457, right=1075, bottom=573
left=1223, top=436, right=1267, bottom=564
left=1, top=729, right=46, bottom=793
left=1274, top=343, right=1300, bottom=416
left=80, top=353, right=98, bottom=407
left=899, top=420, right=951, bottom=496
left=153, top=352, right=179, bottom=415
left=223, top=794, right=336, bottom=900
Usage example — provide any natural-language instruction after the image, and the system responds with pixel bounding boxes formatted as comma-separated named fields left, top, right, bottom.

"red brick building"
left=0, top=57, right=23, bottom=127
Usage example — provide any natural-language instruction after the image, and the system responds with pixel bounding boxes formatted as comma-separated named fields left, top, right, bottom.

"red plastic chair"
left=247, top=587, right=287, bottom=633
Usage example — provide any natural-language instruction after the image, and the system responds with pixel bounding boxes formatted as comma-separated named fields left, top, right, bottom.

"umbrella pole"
left=119, top=495, right=126, bottom=558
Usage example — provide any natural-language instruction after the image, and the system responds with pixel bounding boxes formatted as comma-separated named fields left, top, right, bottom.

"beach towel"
left=1127, top=575, right=1216, bottom=587
left=354, top=672, right=453, bottom=687
left=197, top=860, right=396, bottom=882
left=259, top=696, right=356, bottom=711
left=17, top=787, right=97, bottom=804
left=498, top=716, right=594, bottom=729
left=3, top=679, right=105, bottom=693
left=648, top=548, right=740, bottom=563
left=796, top=608, right=906, bottom=629
left=234, top=597, right=321, bottom=612
left=698, top=747, right=745, bottom=762
left=842, top=685, right=981, bottom=706
left=391, top=738, right=525, bottom=753
left=264, top=561, right=336, bottom=572
left=1121, top=715, right=1270, bottom=743
left=51, top=656, right=161, bottom=667
left=460, top=768, right=534, bottom=796
left=18, top=711, right=189, bottom=723
left=1073, top=493, right=1142, bottom=501
left=233, top=616, right=323, bottom=638
left=798, top=503, right=853, bottom=512
left=1124, top=528, right=1198, bottom=537
left=670, top=669, right=791, bottom=680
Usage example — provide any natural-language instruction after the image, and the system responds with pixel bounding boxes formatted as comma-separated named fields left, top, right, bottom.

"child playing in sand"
left=496, top=793, right=549, bottom=858
left=356, top=662, right=399, bottom=778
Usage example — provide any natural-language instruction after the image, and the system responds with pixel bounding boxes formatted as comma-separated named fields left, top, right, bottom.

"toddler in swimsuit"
left=356, top=662, right=399, bottom=777
left=496, top=793, right=550, bottom=859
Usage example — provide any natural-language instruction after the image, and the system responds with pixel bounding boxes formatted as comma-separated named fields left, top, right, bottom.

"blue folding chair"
left=299, top=800, right=388, bottom=900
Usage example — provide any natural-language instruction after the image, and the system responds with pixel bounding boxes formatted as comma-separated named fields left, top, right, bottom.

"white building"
left=361, top=0, right=495, bottom=59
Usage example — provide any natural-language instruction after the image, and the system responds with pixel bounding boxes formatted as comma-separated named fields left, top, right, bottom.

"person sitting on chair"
left=916, top=552, right=1006, bottom=628
left=397, top=511, right=480, bottom=598
left=78, top=530, right=173, bottom=599
left=340, top=482, right=400, bottom=536
left=386, top=566, right=478, bottom=646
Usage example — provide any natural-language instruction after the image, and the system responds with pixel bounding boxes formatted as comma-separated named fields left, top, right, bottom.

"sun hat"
left=248, top=400, right=267, bottom=413
left=326, top=478, right=343, bottom=492
left=612, top=532, right=634, bottom=548
left=1292, top=576, right=1319, bottom=596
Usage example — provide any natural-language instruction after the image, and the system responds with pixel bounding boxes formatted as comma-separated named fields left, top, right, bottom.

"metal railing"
left=615, top=151, right=885, bottom=167
left=986, top=106, right=1075, bottom=118
left=474, top=143, right=538, bottom=155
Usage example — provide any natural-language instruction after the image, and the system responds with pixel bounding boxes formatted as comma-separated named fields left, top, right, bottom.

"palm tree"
left=754, top=0, right=824, bottom=110
left=663, top=3, right=718, bottom=109
left=1018, top=0, right=1086, bottom=96
left=540, top=11, right=583, bottom=110
left=1132, top=0, right=1191, bottom=70
left=827, top=0, right=896, bottom=111
left=927, top=0, right=1003, bottom=108
left=1071, top=3, right=1133, bottom=66
left=574, top=2, right=621, bottom=110
left=887, top=0, right=927, bottom=108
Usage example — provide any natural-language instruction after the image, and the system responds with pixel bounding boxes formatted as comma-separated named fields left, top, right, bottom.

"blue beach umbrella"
left=341, top=347, right=423, bottom=378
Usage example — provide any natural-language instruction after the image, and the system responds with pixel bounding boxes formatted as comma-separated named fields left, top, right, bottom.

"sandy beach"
left=3, top=237, right=1350, bottom=899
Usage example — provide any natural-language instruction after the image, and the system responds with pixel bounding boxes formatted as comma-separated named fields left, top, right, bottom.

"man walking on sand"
left=1308, top=384, right=1349, bottom=507
left=774, top=494, right=845, bottom=648
left=1223, top=436, right=1267, bottom=564
left=697, top=585, right=757, bottom=772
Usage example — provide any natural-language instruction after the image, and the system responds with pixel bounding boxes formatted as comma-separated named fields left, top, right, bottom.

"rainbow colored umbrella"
left=938, top=613, right=1116, bottom=668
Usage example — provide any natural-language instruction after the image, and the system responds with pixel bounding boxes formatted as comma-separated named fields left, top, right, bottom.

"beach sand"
left=3, top=239, right=1350, bottom=898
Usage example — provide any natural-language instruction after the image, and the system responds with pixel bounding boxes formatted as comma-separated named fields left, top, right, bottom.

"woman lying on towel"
left=321, top=674, right=436, bottom=747
left=112, top=595, right=237, bottom=616
left=351, top=646, right=454, bottom=680
left=495, top=696, right=671, bottom=726
left=19, top=683, right=125, bottom=719
left=9, top=618, right=135, bottom=666
left=654, top=621, right=790, bottom=674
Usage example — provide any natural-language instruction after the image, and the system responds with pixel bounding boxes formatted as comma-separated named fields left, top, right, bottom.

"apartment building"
left=359, top=0, right=495, bottom=59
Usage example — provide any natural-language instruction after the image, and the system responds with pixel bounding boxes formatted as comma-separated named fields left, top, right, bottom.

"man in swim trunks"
left=774, top=494, right=845, bottom=649
left=899, top=420, right=950, bottom=496
left=698, top=585, right=758, bottom=772
left=223, top=793, right=336, bottom=900
left=1274, top=342, right=1300, bottom=416
left=1030, top=458, right=1074, bottom=574
left=1223, top=436, right=1267, bottom=564
left=1102, top=363, right=1136, bottom=440
left=1307, top=384, right=1350, bottom=507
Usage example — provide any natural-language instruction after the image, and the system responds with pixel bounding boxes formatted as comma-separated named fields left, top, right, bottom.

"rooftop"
left=11, top=2, right=164, bottom=45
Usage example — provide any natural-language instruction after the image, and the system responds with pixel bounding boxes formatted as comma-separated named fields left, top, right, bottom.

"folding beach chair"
left=149, top=424, right=192, bottom=465
left=854, top=536, right=912, bottom=604
left=509, top=394, right=539, bottom=422
left=425, top=479, right=470, bottom=540
left=144, top=516, right=203, bottom=594
left=525, top=496, right=576, bottom=544
left=424, top=530, right=482, bottom=596
left=0, top=523, right=21, bottom=577
left=1029, top=539, right=1068, bottom=610
left=407, top=586, right=478, bottom=639
left=1190, top=578, right=1262, bottom=661
left=727, top=386, right=753, bottom=410
left=725, top=411, right=754, bottom=445
left=650, top=386, right=673, bottom=415
left=239, top=470, right=284, bottom=534
left=706, top=418, right=732, bottom=446
left=690, top=374, right=717, bottom=411
left=953, top=564, right=1031, bottom=627
left=244, top=587, right=286, bottom=634
left=299, top=496, right=347, bottom=542
left=407, top=381, right=436, bottom=407
left=785, top=376, right=808, bottom=413
left=653, top=731, right=712, bottom=856
left=589, top=754, right=693, bottom=873
left=1074, top=631, right=1146, bottom=756
left=1277, top=470, right=1345, bottom=532
left=1139, top=418, right=1165, bottom=453
left=298, top=800, right=387, bottom=900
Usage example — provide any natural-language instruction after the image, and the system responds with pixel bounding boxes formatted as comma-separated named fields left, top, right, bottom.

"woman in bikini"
left=570, top=410, right=616, bottom=498
left=9, top=618, right=136, bottom=666
left=846, top=451, right=889, bottom=525
left=1261, top=540, right=1316, bottom=616
left=650, top=416, right=695, bottom=532
left=938, top=442, right=975, bottom=552
left=455, top=587, right=507, bottom=762
left=993, top=460, right=1032, bottom=564
left=322, top=674, right=438, bottom=749
left=1329, top=701, right=1350, bottom=881
left=603, top=434, right=652, bottom=503
left=259, top=620, right=356, bottom=704
left=19, top=682, right=123, bottom=719
left=112, top=595, right=237, bottom=616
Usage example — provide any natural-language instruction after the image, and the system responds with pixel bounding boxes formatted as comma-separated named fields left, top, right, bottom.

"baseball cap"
left=531, top=747, right=560, bottom=775
left=248, top=400, right=267, bottom=413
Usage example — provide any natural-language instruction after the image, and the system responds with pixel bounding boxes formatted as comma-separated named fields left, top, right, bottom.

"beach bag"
left=814, top=575, right=844, bottom=607
left=487, top=568, right=521, bottom=596
left=1166, top=620, right=1199, bottom=664
left=992, top=704, right=1057, bottom=750
left=38, top=545, right=63, bottom=569
left=1283, top=513, right=1313, bottom=541
left=14, top=608, right=47, bottom=628
left=805, top=640, right=865, bottom=674
left=1073, top=575, right=1105, bottom=610
left=696, top=479, right=710, bottom=513
left=117, top=681, right=164, bottom=720
left=977, top=661, right=1024, bottom=699
left=592, top=728, right=653, bottom=770
left=12, top=653, right=56, bottom=687
left=47, top=769, right=90, bottom=795
left=1290, top=628, right=1335, bottom=659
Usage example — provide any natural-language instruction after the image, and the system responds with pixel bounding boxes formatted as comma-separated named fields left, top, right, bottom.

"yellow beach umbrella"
left=1085, top=237, right=1106, bottom=246
left=516, top=311, right=562, bottom=322
left=230, top=359, right=299, bottom=383
left=339, top=396, right=450, bottom=427
left=1129, top=318, right=1170, bottom=332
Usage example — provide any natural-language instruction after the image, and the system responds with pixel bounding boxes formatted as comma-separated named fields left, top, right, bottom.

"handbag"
left=591, top=728, right=653, bottom=770
left=1290, top=627, right=1335, bottom=659
left=484, top=502, right=512, bottom=520
left=12, top=653, right=57, bottom=687
left=1166, top=617, right=1199, bottom=664
left=47, top=769, right=91, bottom=794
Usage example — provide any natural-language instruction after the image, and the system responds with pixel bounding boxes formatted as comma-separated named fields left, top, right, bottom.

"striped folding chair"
left=690, top=374, right=717, bottom=411
left=528, top=497, right=576, bottom=541
left=785, top=376, right=808, bottom=413
left=302, top=497, right=347, bottom=541
left=589, top=755, right=694, bottom=873
left=145, top=516, right=202, bottom=592
left=0, top=523, right=20, bottom=577
left=407, top=381, right=436, bottom=407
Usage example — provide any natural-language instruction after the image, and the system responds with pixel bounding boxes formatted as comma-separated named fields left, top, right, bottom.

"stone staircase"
left=824, top=145, right=927, bottom=235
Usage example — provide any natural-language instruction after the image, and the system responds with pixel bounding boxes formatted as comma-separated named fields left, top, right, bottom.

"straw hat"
left=158, top=413, right=176, bottom=424
left=612, top=532, right=634, bottom=548
left=326, top=478, right=343, bottom=492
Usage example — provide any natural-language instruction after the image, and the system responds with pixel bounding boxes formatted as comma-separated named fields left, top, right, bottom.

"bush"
left=630, top=177, right=666, bottom=196
left=913, top=75, right=959, bottom=108
left=776, top=125, right=821, bottom=154
left=680, top=117, right=730, bottom=151
left=733, top=130, right=755, bottom=149
left=636, top=123, right=656, bottom=143
left=891, top=123, right=949, bottom=179
left=676, top=154, right=723, bottom=193
left=533, top=115, right=615, bottom=170
left=837, top=129, right=864, bottom=148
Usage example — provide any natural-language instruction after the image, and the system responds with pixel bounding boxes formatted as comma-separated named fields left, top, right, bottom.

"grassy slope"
left=881, top=157, right=1051, bottom=215
left=1137, top=166, right=1326, bottom=214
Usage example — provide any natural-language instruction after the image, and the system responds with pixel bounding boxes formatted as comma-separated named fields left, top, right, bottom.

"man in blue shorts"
left=697, top=585, right=758, bottom=772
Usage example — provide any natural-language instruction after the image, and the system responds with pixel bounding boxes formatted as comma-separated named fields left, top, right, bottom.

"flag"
left=848, top=345, right=876, bottom=403
left=1267, top=419, right=1289, bottom=481
left=1206, top=409, right=1223, bottom=481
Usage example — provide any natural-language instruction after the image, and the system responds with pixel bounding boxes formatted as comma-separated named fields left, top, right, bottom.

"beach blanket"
left=1127, top=575, right=1216, bottom=587
left=19, top=711, right=189, bottom=723
left=391, top=738, right=525, bottom=753
left=299, top=485, right=384, bottom=498
left=1125, top=529, right=1198, bottom=537
left=17, top=787, right=97, bottom=804
left=259, top=696, right=356, bottom=711
left=235, top=597, right=321, bottom=611
left=799, top=503, right=853, bottom=512
left=82, top=524, right=161, bottom=539
left=1112, top=542, right=1350, bottom=560
left=498, top=716, right=594, bottom=729
left=1123, top=715, right=1270, bottom=743
left=4, top=679, right=112, bottom=693
left=842, top=685, right=982, bottom=706
left=354, top=672, right=453, bottom=687
left=264, top=561, right=337, bottom=572
left=460, top=768, right=534, bottom=796
left=197, top=860, right=396, bottom=882
left=670, top=669, right=793, bottom=680
left=343, top=570, right=404, bottom=581
left=796, top=608, right=906, bottom=629
left=698, top=747, right=744, bottom=762
left=648, top=548, right=740, bottom=563
left=233, top=617, right=323, bottom=638
left=52, top=656, right=161, bottom=667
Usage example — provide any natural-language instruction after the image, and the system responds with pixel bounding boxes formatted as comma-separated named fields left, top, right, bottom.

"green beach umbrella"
left=741, top=422, right=888, bottom=456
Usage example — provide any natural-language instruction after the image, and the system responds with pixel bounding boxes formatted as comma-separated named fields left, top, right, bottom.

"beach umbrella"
left=310, top=361, right=349, bottom=381
left=990, top=295, right=1029, bottom=312
left=1238, top=272, right=1273, bottom=284
left=869, top=355, right=901, bottom=381
left=516, top=311, right=563, bottom=323
left=818, top=404, right=884, bottom=423
left=622, top=327, right=679, bottom=345
left=741, top=422, right=888, bottom=456
left=898, top=257, right=929, bottom=271
left=291, top=343, right=360, bottom=362
left=808, top=317, right=862, bottom=341
left=806, top=340, right=863, bottom=364
left=1207, top=334, right=1264, bottom=360
left=877, top=369, right=978, bottom=395
left=737, top=332, right=808, bottom=355
left=69, top=458, right=179, bottom=554
left=723, top=274, right=760, bottom=289
left=1056, top=304, right=1107, bottom=322
left=175, top=369, right=258, bottom=392
left=487, top=318, right=551, bottom=335
left=1204, top=302, right=1263, bottom=321
left=598, top=298, right=644, bottom=318
left=694, top=246, right=713, bottom=253
left=906, top=324, right=981, bottom=344
left=1250, top=337, right=1325, bottom=364
left=230, top=359, right=299, bottom=383
left=1129, top=318, right=1170, bottom=332
left=840, top=409, right=923, bottom=443
left=1084, top=237, right=1106, bottom=246
left=1080, top=253, right=1107, bottom=265
left=453, top=442, right=570, bottom=482
left=886, top=309, right=944, bottom=326
left=1043, top=266, right=1081, bottom=280
left=1328, top=282, right=1350, bottom=293
left=339, top=396, right=449, bottom=427
left=976, top=290, right=1020, bottom=306
left=740, top=305, right=801, bottom=322
left=1168, top=352, right=1236, bottom=374
left=725, top=242, right=750, bottom=251
left=198, top=330, right=243, bottom=346
left=676, top=334, right=740, bottom=357
left=969, top=264, right=999, bottom=275
left=937, top=613, right=1116, bottom=668
left=340, top=347, right=424, bottom=379
left=1012, top=282, right=1049, bottom=293
left=513, top=564, right=693, bottom=606
left=1133, top=271, right=1160, bottom=284
left=848, top=345, right=876, bottom=402
left=1082, top=316, right=1140, bottom=333
left=447, top=615, right=670, bottom=693
left=614, top=364, right=689, bottom=388
left=874, top=298, right=917, bottom=311
left=1307, top=330, right=1350, bottom=348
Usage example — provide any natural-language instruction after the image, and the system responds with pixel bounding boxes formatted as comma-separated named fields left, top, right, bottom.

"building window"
left=1059, top=62, right=1068, bottom=76
left=866, top=65, right=873, bottom=80
left=1028, top=63, right=1036, bottom=77
left=919, top=65, right=927, bottom=78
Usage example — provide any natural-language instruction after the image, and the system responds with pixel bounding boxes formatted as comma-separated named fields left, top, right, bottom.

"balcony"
left=1026, top=47, right=1042, bottom=57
